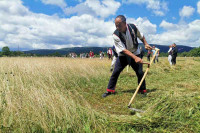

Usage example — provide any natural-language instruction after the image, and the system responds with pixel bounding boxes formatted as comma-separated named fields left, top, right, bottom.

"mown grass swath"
left=0, top=57, right=200, bottom=132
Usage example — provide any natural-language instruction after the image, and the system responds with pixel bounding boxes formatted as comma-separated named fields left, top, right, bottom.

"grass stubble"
left=0, top=57, right=199, bottom=132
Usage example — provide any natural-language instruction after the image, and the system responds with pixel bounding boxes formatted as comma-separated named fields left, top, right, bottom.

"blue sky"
left=0, top=0, right=200, bottom=51
left=22, top=0, right=199, bottom=29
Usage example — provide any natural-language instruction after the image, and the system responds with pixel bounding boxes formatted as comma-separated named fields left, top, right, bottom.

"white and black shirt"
left=113, top=24, right=144, bottom=56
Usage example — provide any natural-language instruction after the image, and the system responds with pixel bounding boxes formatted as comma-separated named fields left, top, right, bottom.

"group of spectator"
left=80, top=53, right=89, bottom=58
left=168, top=43, right=178, bottom=65
left=69, top=53, right=77, bottom=58
left=70, top=44, right=178, bottom=67
left=79, top=51, right=95, bottom=58
left=99, top=51, right=105, bottom=59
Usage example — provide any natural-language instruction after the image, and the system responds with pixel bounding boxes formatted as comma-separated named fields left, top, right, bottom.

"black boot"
left=102, top=92, right=113, bottom=98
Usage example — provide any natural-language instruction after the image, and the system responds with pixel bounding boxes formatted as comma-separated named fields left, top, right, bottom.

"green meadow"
left=0, top=57, right=200, bottom=132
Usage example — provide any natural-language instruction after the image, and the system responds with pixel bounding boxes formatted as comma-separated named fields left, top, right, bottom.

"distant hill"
left=24, top=47, right=109, bottom=56
left=24, top=44, right=194, bottom=55
left=141, top=44, right=194, bottom=53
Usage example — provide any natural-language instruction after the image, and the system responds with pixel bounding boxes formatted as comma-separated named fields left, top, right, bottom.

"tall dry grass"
left=0, top=57, right=113, bottom=132
left=0, top=57, right=199, bottom=132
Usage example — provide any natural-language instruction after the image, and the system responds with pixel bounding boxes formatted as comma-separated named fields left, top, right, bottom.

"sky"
left=0, top=0, right=200, bottom=51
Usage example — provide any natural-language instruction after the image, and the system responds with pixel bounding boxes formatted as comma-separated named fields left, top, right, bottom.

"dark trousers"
left=107, top=55, right=146, bottom=92
left=108, top=54, right=112, bottom=60
left=147, top=55, right=150, bottom=61
left=172, top=55, right=177, bottom=65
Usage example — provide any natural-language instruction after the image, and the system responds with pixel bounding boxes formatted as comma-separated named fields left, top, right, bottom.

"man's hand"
left=135, top=57, right=143, bottom=64
left=122, top=49, right=143, bottom=64
left=145, top=44, right=152, bottom=50
left=141, top=36, right=152, bottom=50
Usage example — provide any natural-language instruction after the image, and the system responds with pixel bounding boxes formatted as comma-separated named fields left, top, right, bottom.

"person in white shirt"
left=168, top=45, right=173, bottom=65
left=107, top=48, right=113, bottom=60
left=102, top=15, right=152, bottom=97
left=152, top=46, right=159, bottom=63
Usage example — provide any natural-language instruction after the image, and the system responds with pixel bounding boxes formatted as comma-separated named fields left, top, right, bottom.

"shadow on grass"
left=121, top=88, right=157, bottom=94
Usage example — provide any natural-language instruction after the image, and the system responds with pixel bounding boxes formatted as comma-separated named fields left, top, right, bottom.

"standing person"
left=156, top=49, right=159, bottom=62
left=81, top=53, right=83, bottom=58
left=102, top=15, right=152, bottom=97
left=86, top=53, right=89, bottom=58
left=107, top=48, right=113, bottom=60
left=172, top=43, right=178, bottom=65
left=168, top=45, right=173, bottom=65
left=99, top=51, right=102, bottom=59
left=107, top=48, right=109, bottom=57
left=100, top=51, right=104, bottom=59
left=147, top=50, right=151, bottom=61
left=110, top=46, right=118, bottom=72
left=102, top=51, right=104, bottom=59
left=83, top=53, right=85, bottom=58
left=152, top=46, right=159, bottom=63
left=89, top=51, right=94, bottom=58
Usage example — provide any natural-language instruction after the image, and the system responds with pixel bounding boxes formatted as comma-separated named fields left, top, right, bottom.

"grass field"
left=0, top=57, right=200, bottom=132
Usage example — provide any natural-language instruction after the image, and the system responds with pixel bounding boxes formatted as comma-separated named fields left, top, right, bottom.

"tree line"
left=1, top=46, right=200, bottom=57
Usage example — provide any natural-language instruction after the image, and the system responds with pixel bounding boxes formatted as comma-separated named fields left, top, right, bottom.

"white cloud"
left=0, top=0, right=116, bottom=50
left=41, top=0, right=67, bottom=8
left=122, top=0, right=168, bottom=16
left=127, top=17, right=157, bottom=35
left=0, top=0, right=29, bottom=16
left=159, top=20, right=179, bottom=30
left=0, top=0, right=199, bottom=51
left=153, top=10, right=165, bottom=16
left=179, top=6, right=195, bottom=18
left=197, top=1, right=200, bottom=15
left=149, top=20, right=200, bottom=47
left=64, top=0, right=121, bottom=18
left=64, top=3, right=95, bottom=16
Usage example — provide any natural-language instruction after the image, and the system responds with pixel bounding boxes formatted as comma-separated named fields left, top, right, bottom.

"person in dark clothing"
left=107, top=48, right=113, bottom=60
left=147, top=50, right=151, bottom=61
left=171, top=43, right=178, bottom=65
left=102, top=15, right=152, bottom=97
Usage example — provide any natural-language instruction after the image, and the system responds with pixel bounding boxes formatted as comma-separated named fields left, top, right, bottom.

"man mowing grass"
left=102, top=15, right=152, bottom=98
